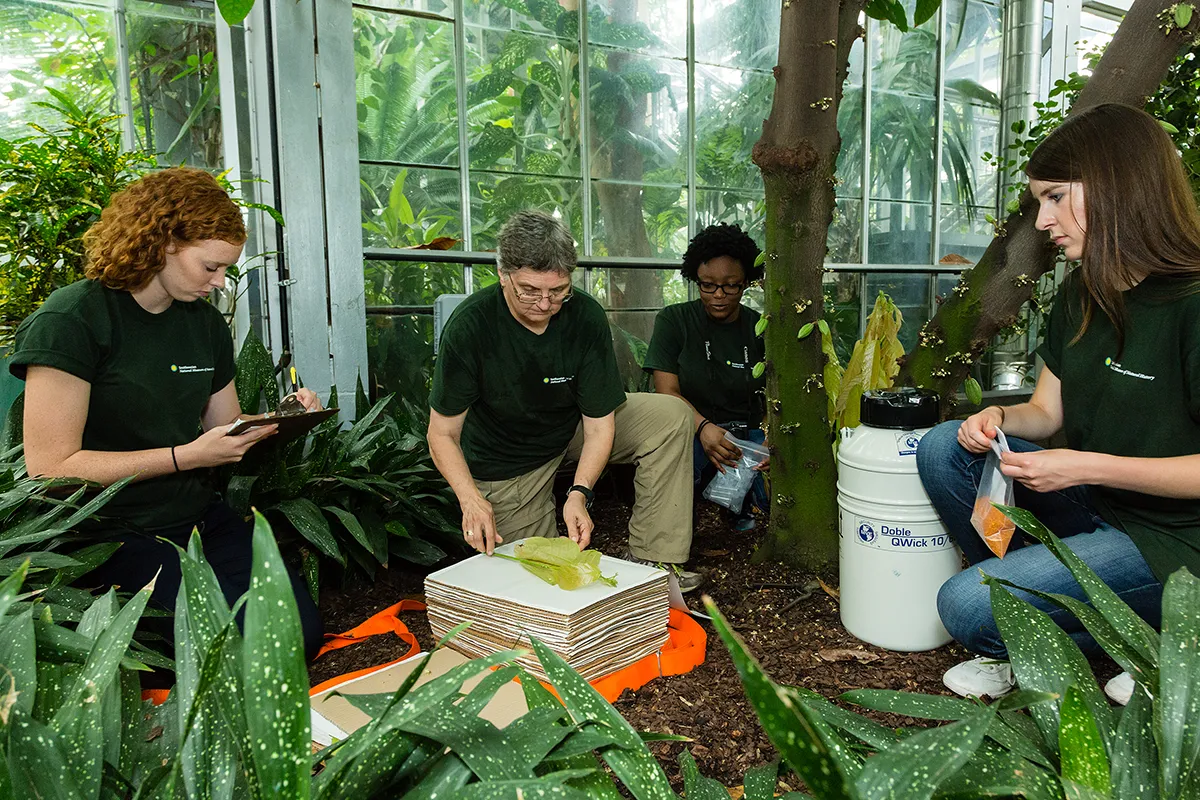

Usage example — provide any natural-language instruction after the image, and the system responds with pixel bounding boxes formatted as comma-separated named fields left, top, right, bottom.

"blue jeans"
left=916, top=421, right=1162, bottom=658
left=693, top=423, right=768, bottom=518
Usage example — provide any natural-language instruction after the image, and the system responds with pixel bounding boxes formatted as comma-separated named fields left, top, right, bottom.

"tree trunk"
left=897, top=0, right=1199, bottom=411
left=754, top=0, right=864, bottom=568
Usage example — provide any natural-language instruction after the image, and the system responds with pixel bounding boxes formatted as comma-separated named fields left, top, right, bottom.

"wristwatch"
left=567, top=484, right=595, bottom=509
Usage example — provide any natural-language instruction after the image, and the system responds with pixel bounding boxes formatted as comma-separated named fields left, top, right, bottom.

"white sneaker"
left=1104, top=672, right=1134, bottom=706
left=943, top=657, right=1016, bottom=698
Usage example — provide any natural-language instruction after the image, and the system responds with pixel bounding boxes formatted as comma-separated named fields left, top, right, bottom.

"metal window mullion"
left=860, top=16, right=872, bottom=270
left=931, top=2, right=947, bottom=268
left=579, top=0, right=594, bottom=257
left=453, top=0, right=474, bottom=289
left=113, top=0, right=137, bottom=153
left=249, top=0, right=284, bottom=353
left=686, top=0, right=696, bottom=239
left=214, top=12, right=253, bottom=347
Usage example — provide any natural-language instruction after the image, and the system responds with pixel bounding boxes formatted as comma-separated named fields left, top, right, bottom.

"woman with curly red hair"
left=9, top=167, right=322, bottom=673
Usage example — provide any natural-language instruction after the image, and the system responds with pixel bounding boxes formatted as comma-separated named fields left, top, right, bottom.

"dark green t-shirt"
left=643, top=300, right=765, bottom=427
left=429, top=283, right=626, bottom=481
left=10, top=279, right=236, bottom=530
left=1036, top=274, right=1200, bottom=583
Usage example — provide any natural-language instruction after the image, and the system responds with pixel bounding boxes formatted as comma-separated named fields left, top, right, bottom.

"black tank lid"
left=859, top=388, right=939, bottom=430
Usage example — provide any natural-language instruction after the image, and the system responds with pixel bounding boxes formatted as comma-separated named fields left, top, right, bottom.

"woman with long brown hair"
left=10, top=167, right=323, bottom=675
left=916, top=103, right=1200, bottom=703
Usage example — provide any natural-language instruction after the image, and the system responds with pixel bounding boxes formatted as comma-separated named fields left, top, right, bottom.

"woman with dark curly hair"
left=643, top=223, right=768, bottom=530
left=9, top=166, right=323, bottom=670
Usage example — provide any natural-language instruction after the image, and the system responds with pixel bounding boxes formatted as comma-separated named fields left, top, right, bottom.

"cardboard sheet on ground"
left=424, top=541, right=671, bottom=681
left=309, top=648, right=528, bottom=747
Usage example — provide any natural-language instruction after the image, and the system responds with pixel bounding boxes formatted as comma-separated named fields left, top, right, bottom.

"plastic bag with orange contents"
left=970, top=427, right=1016, bottom=558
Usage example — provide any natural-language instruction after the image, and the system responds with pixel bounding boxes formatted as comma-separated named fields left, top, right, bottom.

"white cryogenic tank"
left=838, top=389, right=961, bottom=651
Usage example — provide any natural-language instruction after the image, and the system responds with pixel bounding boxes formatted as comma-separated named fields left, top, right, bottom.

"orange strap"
left=309, top=600, right=426, bottom=696
left=588, top=609, right=706, bottom=702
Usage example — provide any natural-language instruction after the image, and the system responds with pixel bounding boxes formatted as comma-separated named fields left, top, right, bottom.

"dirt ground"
left=309, top=474, right=1121, bottom=788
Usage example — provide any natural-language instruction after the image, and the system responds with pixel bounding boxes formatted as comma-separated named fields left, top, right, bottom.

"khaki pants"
left=473, top=393, right=694, bottom=563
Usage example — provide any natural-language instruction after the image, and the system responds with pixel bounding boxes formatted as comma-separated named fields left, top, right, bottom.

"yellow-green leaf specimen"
left=831, top=292, right=905, bottom=431
left=495, top=537, right=617, bottom=590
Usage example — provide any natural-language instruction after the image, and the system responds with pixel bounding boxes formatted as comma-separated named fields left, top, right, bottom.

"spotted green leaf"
left=1111, top=678, right=1157, bottom=800
left=985, top=576, right=1114, bottom=754
left=791, top=687, right=898, bottom=750
left=6, top=706, right=86, bottom=798
left=1059, top=685, right=1111, bottom=798
left=797, top=322, right=815, bottom=340
left=856, top=705, right=993, bottom=798
left=1155, top=568, right=1200, bottom=798
left=934, top=739, right=1064, bottom=800
left=680, top=750, right=733, bottom=799
left=274, top=498, right=344, bottom=566
left=704, top=599, right=859, bottom=800
left=996, top=505, right=1160, bottom=666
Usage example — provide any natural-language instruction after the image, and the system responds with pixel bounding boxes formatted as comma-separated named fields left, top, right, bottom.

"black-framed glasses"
left=697, top=281, right=745, bottom=296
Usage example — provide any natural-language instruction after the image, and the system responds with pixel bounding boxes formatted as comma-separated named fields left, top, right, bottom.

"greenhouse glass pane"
left=694, top=0, right=778, bottom=71
left=465, top=0, right=577, bottom=36
left=939, top=204, right=994, bottom=264
left=941, top=101, right=999, bottom=209
left=363, top=260, right=465, bottom=307
left=944, top=0, right=1002, bottom=98
left=870, top=2, right=937, bottom=99
left=367, top=313, right=436, bottom=409
left=588, top=50, right=686, bottom=183
left=587, top=0, right=686, bottom=59
left=590, top=181, right=687, bottom=259
left=600, top=269, right=685, bottom=391
left=868, top=201, right=933, bottom=264
left=355, top=10, right=460, bottom=167
left=360, top=164, right=463, bottom=250
left=825, top=271, right=862, bottom=363
left=0, top=1, right=117, bottom=140
left=695, top=189, right=764, bottom=245
left=865, top=272, right=931, bottom=353
left=469, top=172, right=583, bottom=251
left=829, top=198, right=862, bottom=264
left=694, top=65, right=771, bottom=191
left=126, top=0, right=220, bottom=168
left=870, top=90, right=936, bottom=203
left=464, top=26, right=580, bottom=176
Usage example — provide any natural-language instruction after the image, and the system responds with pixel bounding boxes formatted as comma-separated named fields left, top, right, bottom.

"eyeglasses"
left=511, top=285, right=574, bottom=305
left=697, top=281, right=746, bottom=296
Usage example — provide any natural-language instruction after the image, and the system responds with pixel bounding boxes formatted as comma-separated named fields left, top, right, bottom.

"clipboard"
left=226, top=408, right=338, bottom=440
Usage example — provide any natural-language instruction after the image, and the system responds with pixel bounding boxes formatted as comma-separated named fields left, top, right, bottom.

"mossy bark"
left=754, top=1, right=863, bottom=568
left=896, top=0, right=1199, bottom=412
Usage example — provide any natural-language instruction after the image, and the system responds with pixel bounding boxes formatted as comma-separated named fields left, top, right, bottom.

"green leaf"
left=754, top=251, right=766, bottom=267
left=986, top=576, right=1114, bottom=753
left=755, top=317, right=769, bottom=337
left=742, top=760, right=781, bottom=800
left=914, top=0, right=941, bottom=27
left=527, top=638, right=678, bottom=799
left=1155, top=568, right=1200, bottom=798
left=842, top=688, right=976, bottom=720
left=1176, top=4, right=1193, bottom=29
left=797, top=322, right=815, bottom=340
left=325, top=505, right=385, bottom=564
left=703, top=599, right=858, bottom=799
left=216, top=0, right=257, bottom=26
left=244, top=511, right=312, bottom=798
left=1059, top=685, right=1111, bottom=799
left=274, top=498, right=344, bottom=565
left=855, top=706, right=993, bottom=798
left=817, top=319, right=830, bottom=337
left=965, top=376, right=983, bottom=406
left=996, top=505, right=1160, bottom=667
left=1111, top=679, right=1157, bottom=800
left=6, top=707, right=86, bottom=799
left=790, top=687, right=898, bottom=750
left=751, top=361, right=766, bottom=379
left=0, top=559, right=29, bottom=620
left=679, top=749, right=733, bottom=799
left=1161, top=120, right=1181, bottom=135
left=934, top=740, right=1063, bottom=800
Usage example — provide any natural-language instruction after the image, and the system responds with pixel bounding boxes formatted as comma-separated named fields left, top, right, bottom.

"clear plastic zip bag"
left=970, top=427, right=1016, bottom=558
left=702, top=432, right=769, bottom=515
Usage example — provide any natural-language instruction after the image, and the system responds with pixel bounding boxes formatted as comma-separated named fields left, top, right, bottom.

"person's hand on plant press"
left=563, top=490, right=594, bottom=550
left=957, top=406, right=1005, bottom=454
left=699, top=422, right=740, bottom=472
left=462, top=492, right=502, bottom=555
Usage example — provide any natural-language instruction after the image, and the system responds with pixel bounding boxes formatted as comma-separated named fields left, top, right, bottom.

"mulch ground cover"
left=310, top=473, right=1122, bottom=789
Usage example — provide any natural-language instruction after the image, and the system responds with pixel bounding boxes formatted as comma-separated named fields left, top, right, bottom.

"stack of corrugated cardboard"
left=424, top=541, right=670, bottom=681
